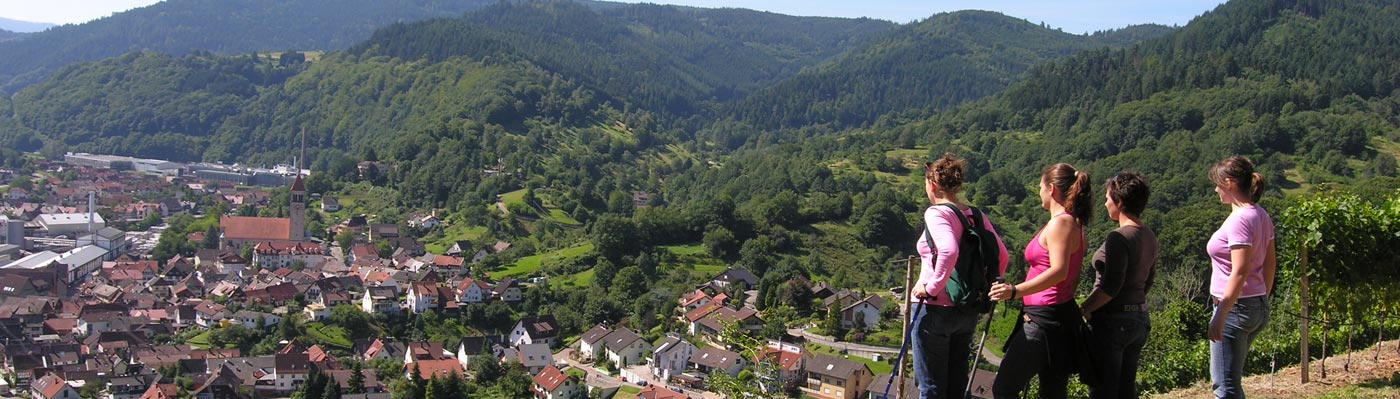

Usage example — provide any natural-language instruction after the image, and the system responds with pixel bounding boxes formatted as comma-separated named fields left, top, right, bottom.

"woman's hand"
left=1208, top=310, right=1227, bottom=341
left=912, top=284, right=932, bottom=300
left=988, top=282, right=1014, bottom=302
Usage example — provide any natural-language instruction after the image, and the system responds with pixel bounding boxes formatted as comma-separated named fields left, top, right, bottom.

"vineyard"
left=1136, top=188, right=1400, bottom=394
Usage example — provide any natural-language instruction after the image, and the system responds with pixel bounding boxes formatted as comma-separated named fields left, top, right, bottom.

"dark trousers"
left=993, top=306, right=1076, bottom=399
left=1088, top=311, right=1150, bottom=399
left=911, top=304, right=979, bottom=399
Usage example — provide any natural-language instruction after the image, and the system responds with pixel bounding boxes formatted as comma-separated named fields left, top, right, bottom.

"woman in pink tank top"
left=987, top=163, right=1092, bottom=399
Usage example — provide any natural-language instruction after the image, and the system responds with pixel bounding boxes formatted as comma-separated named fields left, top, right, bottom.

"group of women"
left=910, top=154, right=1276, bottom=399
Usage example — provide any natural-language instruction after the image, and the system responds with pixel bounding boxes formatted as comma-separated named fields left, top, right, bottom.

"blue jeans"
left=1088, top=311, right=1150, bottom=399
left=911, top=304, right=978, bottom=399
left=1210, top=296, right=1270, bottom=399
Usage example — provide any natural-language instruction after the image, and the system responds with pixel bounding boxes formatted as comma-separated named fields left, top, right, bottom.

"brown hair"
left=1104, top=172, right=1150, bottom=217
left=1042, top=163, right=1092, bottom=224
left=1209, top=156, right=1265, bottom=203
left=924, top=153, right=965, bottom=192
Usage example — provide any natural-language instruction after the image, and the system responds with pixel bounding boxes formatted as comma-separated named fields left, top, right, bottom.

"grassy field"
left=661, top=244, right=707, bottom=256
left=553, top=267, right=595, bottom=287
left=500, top=189, right=527, bottom=207
left=188, top=331, right=212, bottom=349
left=424, top=223, right=488, bottom=254
left=304, top=322, right=354, bottom=350
left=495, top=243, right=593, bottom=279
left=613, top=385, right=642, bottom=399
left=804, top=343, right=895, bottom=376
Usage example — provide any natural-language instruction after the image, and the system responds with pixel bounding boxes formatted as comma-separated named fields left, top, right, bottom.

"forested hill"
left=852, top=0, right=1400, bottom=269
left=0, top=0, right=501, bottom=92
left=2, top=0, right=900, bottom=165
left=354, top=1, right=895, bottom=116
left=728, top=11, right=1174, bottom=130
left=0, top=29, right=28, bottom=43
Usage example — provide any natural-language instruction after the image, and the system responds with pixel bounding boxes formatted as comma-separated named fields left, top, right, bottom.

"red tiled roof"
left=220, top=216, right=291, bottom=241
left=684, top=301, right=723, bottom=322
left=408, top=359, right=464, bottom=378
left=33, top=374, right=68, bottom=399
left=532, top=365, right=572, bottom=392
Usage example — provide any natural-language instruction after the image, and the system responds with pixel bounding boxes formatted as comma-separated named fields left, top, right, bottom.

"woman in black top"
left=1080, top=172, right=1159, bottom=399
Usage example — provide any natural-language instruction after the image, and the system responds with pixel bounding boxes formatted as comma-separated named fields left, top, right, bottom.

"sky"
left=1, top=0, right=1229, bottom=34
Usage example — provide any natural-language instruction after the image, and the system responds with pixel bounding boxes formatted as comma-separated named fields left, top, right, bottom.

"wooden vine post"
left=899, top=255, right=916, bottom=399
left=1299, top=244, right=1310, bottom=383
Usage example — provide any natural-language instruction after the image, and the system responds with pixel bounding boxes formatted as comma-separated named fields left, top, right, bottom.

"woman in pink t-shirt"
left=1205, top=156, right=1276, bottom=399
left=988, top=163, right=1091, bottom=399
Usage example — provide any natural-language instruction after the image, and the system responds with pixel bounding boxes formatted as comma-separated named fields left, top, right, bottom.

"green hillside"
left=0, top=0, right=500, bottom=91
left=729, top=11, right=1175, bottom=131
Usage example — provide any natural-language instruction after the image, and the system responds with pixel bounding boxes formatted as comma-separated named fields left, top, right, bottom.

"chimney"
left=300, top=127, right=308, bottom=174
left=88, top=191, right=95, bottom=236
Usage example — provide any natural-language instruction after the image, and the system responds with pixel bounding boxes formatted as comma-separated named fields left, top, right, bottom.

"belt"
left=1117, top=304, right=1148, bottom=312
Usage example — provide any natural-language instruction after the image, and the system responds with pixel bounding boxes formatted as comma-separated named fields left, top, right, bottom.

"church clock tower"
left=289, top=128, right=307, bottom=241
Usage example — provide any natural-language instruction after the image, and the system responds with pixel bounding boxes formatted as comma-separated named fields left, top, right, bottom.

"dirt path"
left=1152, top=340, right=1400, bottom=398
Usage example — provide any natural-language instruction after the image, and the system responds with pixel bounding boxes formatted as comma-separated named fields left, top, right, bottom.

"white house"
left=577, top=325, right=612, bottom=361
left=406, top=283, right=443, bottom=314
left=455, top=278, right=490, bottom=304
left=531, top=365, right=578, bottom=399
left=231, top=310, right=282, bottom=329
left=492, top=279, right=523, bottom=303
left=602, top=327, right=651, bottom=367
left=688, top=346, right=747, bottom=378
left=193, top=301, right=229, bottom=327
left=649, top=334, right=697, bottom=381
left=839, top=295, right=884, bottom=331
left=509, top=315, right=559, bottom=348
left=273, top=354, right=311, bottom=393
left=361, top=286, right=400, bottom=315
left=31, top=373, right=77, bottom=399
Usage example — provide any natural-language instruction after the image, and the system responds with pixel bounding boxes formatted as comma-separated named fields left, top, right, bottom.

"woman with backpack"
left=1204, top=156, right=1275, bottom=399
left=910, top=153, right=1009, bottom=399
left=1080, top=172, right=1158, bottom=399
left=988, top=163, right=1092, bottom=399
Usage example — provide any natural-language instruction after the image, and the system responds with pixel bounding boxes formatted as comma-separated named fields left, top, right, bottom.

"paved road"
left=789, top=327, right=1002, bottom=366
left=554, top=348, right=722, bottom=399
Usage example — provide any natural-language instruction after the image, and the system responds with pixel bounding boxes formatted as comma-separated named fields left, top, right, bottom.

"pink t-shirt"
left=914, top=205, right=1009, bottom=306
left=1207, top=205, right=1274, bottom=299
left=1021, top=220, right=1085, bottom=306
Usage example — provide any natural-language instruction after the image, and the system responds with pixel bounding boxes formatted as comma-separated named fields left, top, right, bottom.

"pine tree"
left=321, top=377, right=341, bottom=399
left=423, top=374, right=440, bottom=399
left=304, top=367, right=325, bottom=399
left=347, top=363, right=366, bottom=394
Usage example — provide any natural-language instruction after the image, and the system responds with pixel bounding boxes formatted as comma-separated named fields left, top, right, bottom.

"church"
left=220, top=132, right=310, bottom=249
left=218, top=175, right=307, bottom=249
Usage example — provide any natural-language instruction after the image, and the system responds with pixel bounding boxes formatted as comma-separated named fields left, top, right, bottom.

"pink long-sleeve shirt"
left=913, top=205, right=1009, bottom=306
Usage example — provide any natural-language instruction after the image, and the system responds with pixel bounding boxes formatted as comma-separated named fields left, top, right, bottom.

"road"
left=554, top=348, right=722, bottom=399
left=788, top=327, right=1002, bottom=366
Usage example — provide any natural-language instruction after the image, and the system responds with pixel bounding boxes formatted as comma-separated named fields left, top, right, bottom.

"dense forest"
left=3, top=0, right=1400, bottom=395
left=0, top=0, right=504, bottom=91
left=728, top=11, right=1173, bottom=130
left=0, top=29, right=26, bottom=42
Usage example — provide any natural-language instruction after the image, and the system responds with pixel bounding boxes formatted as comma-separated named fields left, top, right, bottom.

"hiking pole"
left=965, top=277, right=1005, bottom=399
left=881, top=301, right=924, bottom=399
left=882, top=255, right=917, bottom=399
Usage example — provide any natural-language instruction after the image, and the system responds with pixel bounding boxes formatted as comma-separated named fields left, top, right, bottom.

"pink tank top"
left=1022, top=214, right=1085, bottom=306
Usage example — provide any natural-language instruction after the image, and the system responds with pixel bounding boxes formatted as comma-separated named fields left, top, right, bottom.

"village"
left=0, top=152, right=913, bottom=399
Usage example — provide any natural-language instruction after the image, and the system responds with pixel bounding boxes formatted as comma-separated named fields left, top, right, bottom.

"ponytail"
left=1210, top=156, right=1265, bottom=204
left=1066, top=170, right=1093, bottom=224
left=1041, top=163, right=1092, bottom=225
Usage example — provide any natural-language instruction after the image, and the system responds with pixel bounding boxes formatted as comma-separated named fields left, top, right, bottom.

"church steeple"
left=289, top=127, right=307, bottom=242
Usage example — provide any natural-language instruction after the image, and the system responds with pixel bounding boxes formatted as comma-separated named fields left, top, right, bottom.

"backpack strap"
left=938, top=203, right=974, bottom=232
